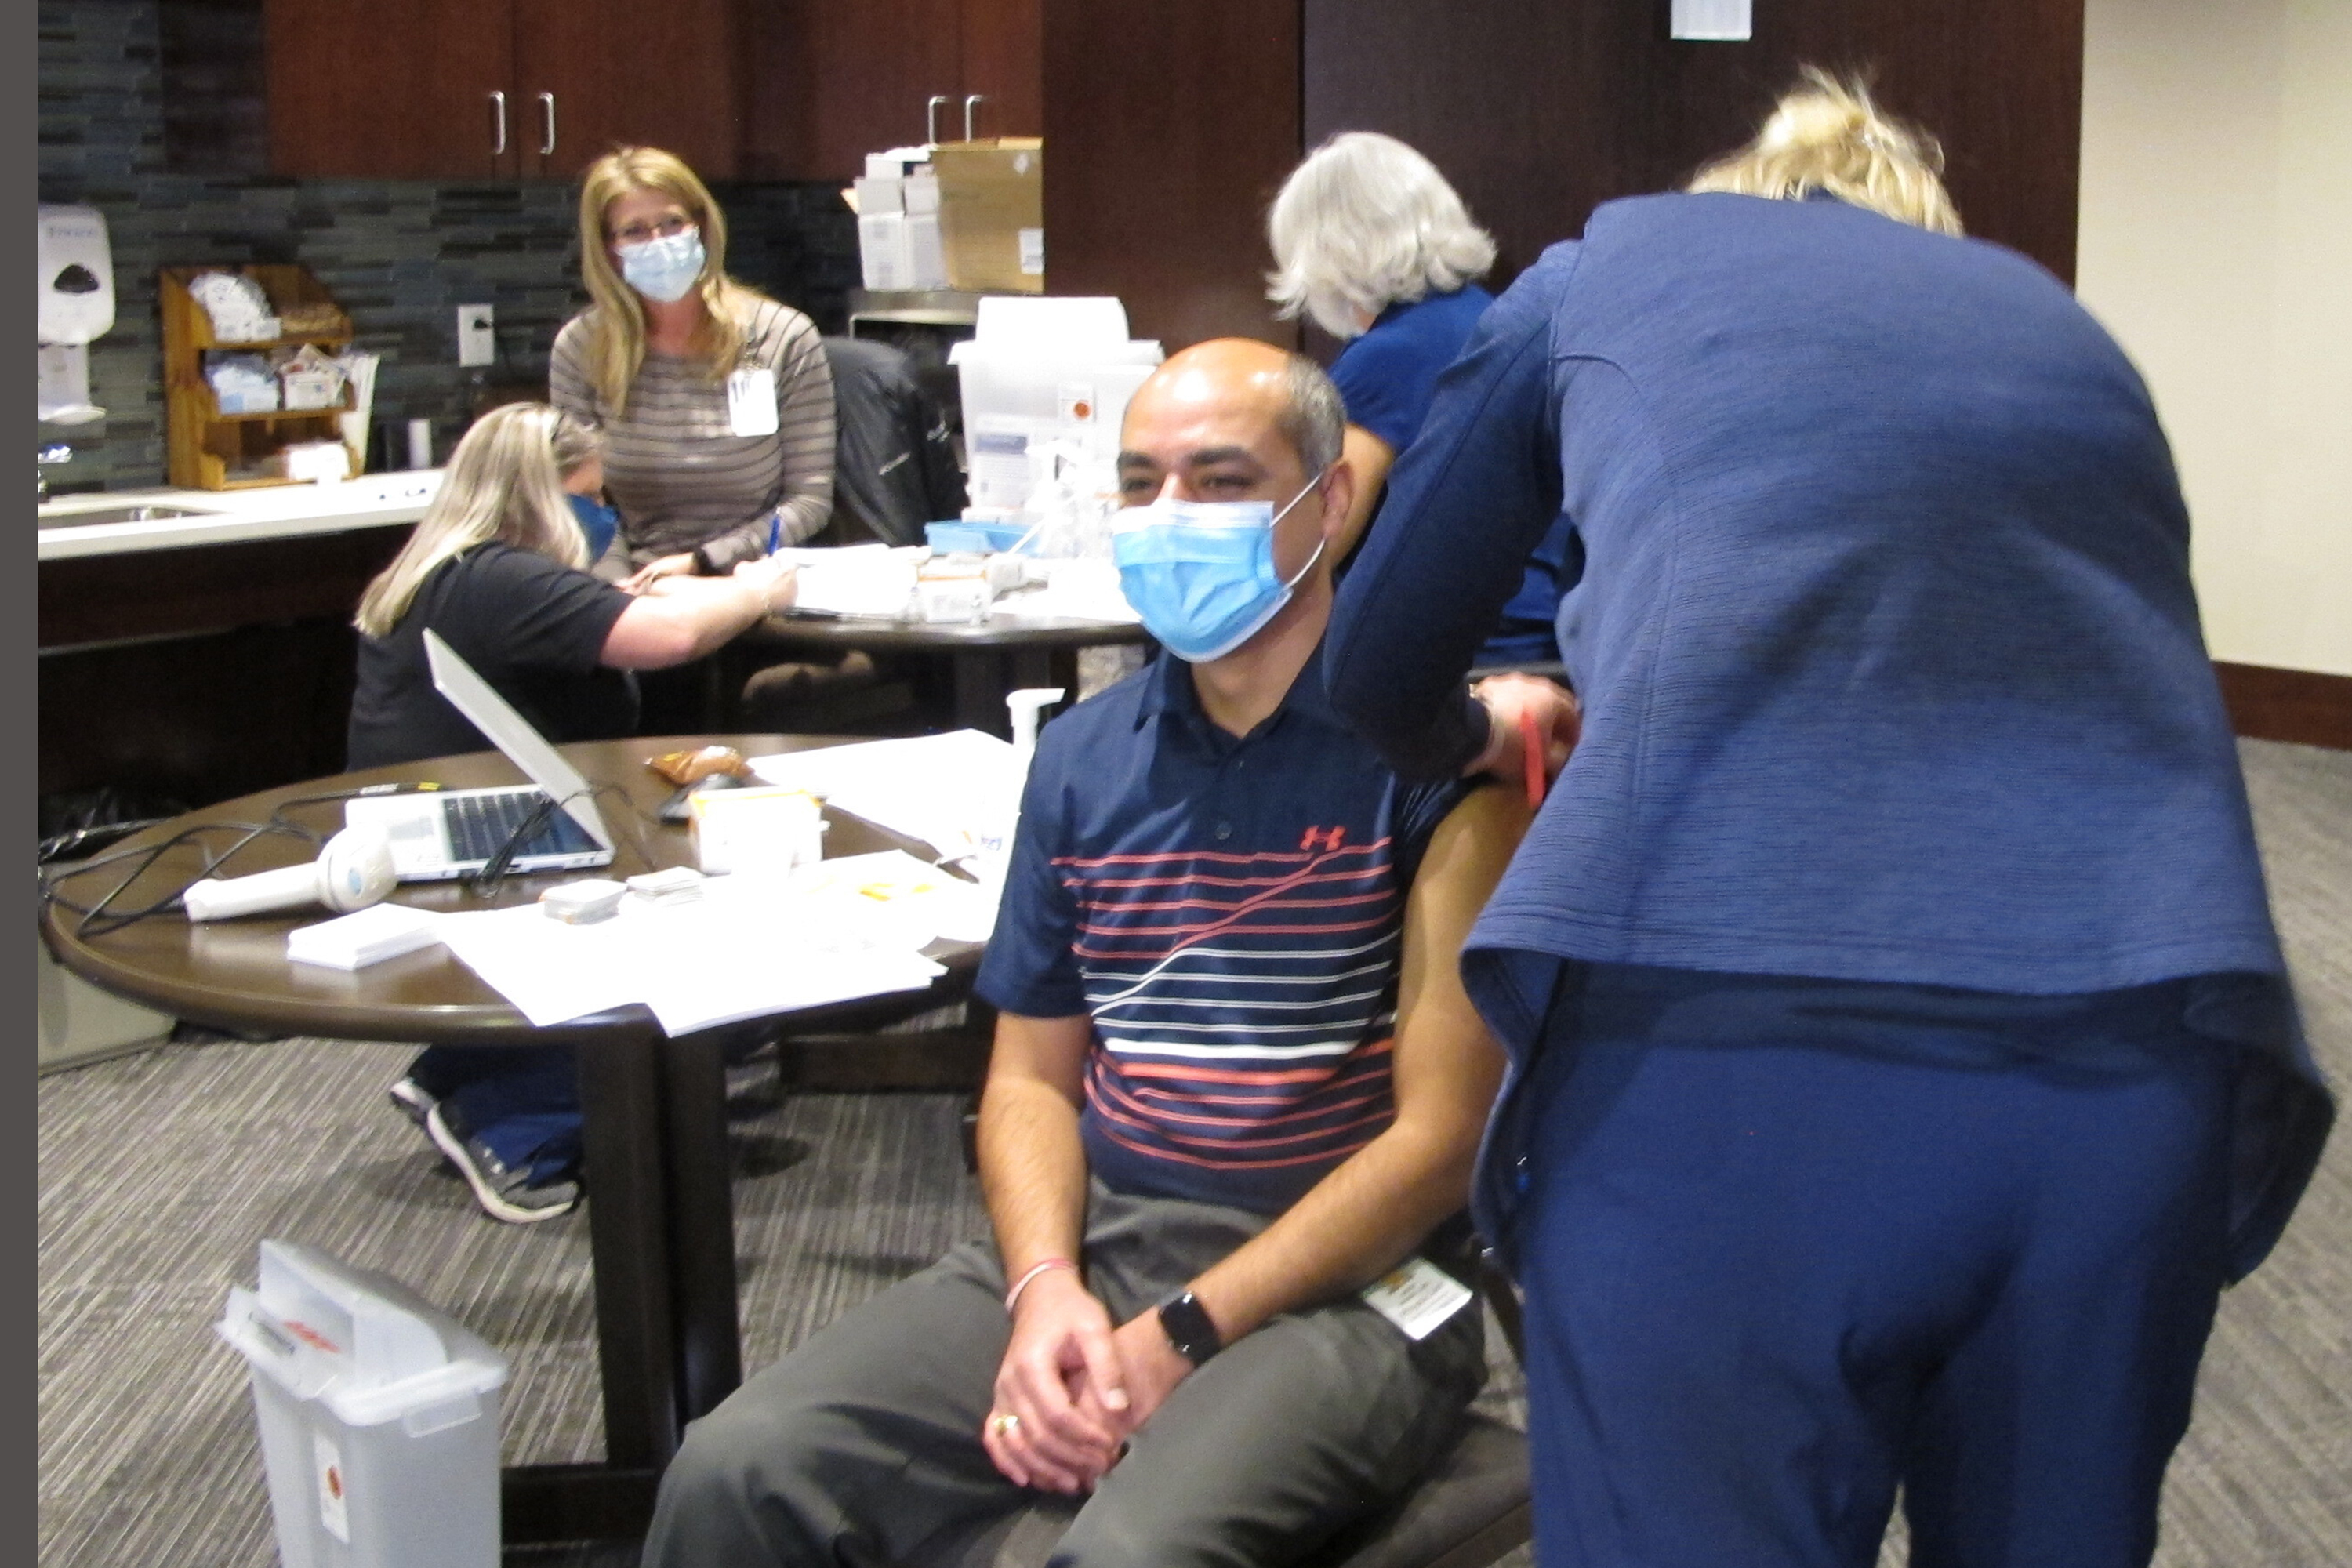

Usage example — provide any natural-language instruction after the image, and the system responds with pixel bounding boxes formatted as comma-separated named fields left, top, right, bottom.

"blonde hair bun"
left=1690, top=68, right=1962, bottom=237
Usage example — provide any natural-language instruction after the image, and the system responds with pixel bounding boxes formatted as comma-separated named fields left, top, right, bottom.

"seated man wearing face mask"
left=641, top=339, right=1536, bottom=1568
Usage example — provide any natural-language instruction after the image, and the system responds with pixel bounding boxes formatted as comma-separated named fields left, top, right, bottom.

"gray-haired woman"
left=1268, top=132, right=1573, bottom=666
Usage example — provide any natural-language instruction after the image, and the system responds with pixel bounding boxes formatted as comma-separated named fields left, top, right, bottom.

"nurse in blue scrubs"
left=1325, top=71, right=2332, bottom=1568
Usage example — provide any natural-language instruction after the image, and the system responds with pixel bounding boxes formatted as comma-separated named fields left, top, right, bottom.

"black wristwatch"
left=1155, top=1290, right=1222, bottom=1367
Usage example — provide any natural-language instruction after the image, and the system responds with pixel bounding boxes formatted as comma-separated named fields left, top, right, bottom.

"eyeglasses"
left=608, top=214, right=695, bottom=247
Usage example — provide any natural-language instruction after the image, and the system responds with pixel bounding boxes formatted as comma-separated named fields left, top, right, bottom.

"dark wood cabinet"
left=746, top=0, right=1043, bottom=182
left=510, top=0, right=748, bottom=180
left=1043, top=0, right=2085, bottom=354
left=267, top=0, right=514, bottom=180
left=267, top=0, right=756, bottom=180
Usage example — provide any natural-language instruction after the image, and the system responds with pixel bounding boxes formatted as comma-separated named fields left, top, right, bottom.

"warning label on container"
left=314, top=1432, right=350, bottom=1543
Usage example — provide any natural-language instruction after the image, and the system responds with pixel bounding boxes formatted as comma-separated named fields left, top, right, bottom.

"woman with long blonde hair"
left=349, top=400, right=795, bottom=772
left=350, top=401, right=797, bottom=1223
left=1327, top=69, right=2324, bottom=1563
left=550, top=146, right=836, bottom=594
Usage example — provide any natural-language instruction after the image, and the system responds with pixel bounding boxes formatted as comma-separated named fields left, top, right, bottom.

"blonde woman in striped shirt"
left=552, top=147, right=836, bottom=591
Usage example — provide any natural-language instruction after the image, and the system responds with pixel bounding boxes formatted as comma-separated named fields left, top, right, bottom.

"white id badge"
left=727, top=367, right=779, bottom=437
left=1359, top=1256, right=1475, bottom=1341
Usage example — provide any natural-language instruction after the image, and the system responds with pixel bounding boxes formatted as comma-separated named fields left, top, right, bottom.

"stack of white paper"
left=432, top=851, right=980, bottom=1034
left=287, top=904, right=444, bottom=971
left=773, top=544, right=923, bottom=619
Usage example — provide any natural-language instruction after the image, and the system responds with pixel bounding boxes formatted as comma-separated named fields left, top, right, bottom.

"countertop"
left=35, top=471, right=441, bottom=561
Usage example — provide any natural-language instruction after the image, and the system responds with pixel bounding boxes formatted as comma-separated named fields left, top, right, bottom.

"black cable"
left=38, top=819, right=319, bottom=940
left=464, top=794, right=567, bottom=896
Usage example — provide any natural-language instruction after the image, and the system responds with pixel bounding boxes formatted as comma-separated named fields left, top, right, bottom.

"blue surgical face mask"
left=567, top=491, right=619, bottom=562
left=1112, top=475, right=1328, bottom=663
left=615, top=227, right=705, bottom=304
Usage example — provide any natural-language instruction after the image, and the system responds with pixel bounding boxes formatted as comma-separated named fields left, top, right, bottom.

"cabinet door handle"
left=927, top=94, right=949, bottom=144
left=489, top=90, right=508, bottom=156
left=538, top=92, right=557, bottom=158
left=964, top=95, right=984, bottom=140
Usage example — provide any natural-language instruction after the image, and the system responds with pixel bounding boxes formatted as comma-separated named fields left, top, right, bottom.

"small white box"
left=690, top=787, right=826, bottom=876
left=858, top=212, right=913, bottom=292
left=905, top=212, right=947, bottom=289
left=626, top=866, right=706, bottom=906
left=854, top=176, right=904, bottom=216
left=287, top=904, right=442, bottom=971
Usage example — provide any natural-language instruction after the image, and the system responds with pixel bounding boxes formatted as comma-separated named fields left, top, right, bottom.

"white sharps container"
left=216, top=1240, right=509, bottom=1568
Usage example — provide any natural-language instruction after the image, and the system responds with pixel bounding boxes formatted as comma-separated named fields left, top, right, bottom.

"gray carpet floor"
left=38, top=739, right=2350, bottom=1567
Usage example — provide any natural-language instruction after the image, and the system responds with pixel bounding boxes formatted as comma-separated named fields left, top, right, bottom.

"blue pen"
left=767, top=511, right=781, bottom=555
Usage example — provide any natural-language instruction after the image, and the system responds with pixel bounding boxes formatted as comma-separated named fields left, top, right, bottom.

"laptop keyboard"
left=447, top=791, right=598, bottom=864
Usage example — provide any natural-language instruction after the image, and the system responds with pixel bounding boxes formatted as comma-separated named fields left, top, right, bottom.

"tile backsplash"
left=37, top=0, right=858, bottom=492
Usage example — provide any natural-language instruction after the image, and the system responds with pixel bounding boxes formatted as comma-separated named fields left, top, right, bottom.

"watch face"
left=1157, top=1291, right=1221, bottom=1366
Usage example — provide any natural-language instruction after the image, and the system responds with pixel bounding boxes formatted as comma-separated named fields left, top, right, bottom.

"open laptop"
left=342, top=630, right=617, bottom=883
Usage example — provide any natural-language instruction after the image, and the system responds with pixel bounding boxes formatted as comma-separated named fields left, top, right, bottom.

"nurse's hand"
left=1467, top=673, right=1580, bottom=785
left=621, top=553, right=699, bottom=594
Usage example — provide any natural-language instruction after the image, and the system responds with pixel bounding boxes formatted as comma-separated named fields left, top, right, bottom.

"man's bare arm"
left=976, top=1011, right=1094, bottom=1277
left=975, top=1012, right=1129, bottom=1491
left=1177, top=784, right=1527, bottom=1345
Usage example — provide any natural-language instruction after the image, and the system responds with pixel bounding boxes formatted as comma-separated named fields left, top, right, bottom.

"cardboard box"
left=930, top=140, right=1044, bottom=294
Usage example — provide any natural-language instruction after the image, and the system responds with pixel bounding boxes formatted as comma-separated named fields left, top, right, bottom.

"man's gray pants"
left=641, top=1182, right=1487, bottom=1567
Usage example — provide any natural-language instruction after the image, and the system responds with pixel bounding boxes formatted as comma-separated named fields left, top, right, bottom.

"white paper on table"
left=772, top=544, right=922, bottom=619
left=430, top=851, right=977, bottom=1031
left=748, top=731, right=1025, bottom=862
left=433, top=903, right=644, bottom=1027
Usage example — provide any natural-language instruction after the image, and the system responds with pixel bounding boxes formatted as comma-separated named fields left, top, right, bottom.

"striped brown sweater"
left=550, top=296, right=836, bottom=572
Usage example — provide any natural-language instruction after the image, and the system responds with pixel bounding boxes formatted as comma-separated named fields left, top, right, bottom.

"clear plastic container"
left=949, top=297, right=1162, bottom=514
left=216, top=1240, right=508, bottom=1568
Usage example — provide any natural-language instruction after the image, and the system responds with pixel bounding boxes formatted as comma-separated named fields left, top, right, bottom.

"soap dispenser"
left=38, top=205, right=114, bottom=425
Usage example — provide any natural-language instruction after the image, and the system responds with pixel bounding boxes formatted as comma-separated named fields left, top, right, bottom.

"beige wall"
left=2076, top=0, right=2352, bottom=677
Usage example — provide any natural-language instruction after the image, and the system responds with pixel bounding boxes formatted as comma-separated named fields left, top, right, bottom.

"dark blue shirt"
left=977, top=645, right=1469, bottom=1215
left=1325, top=192, right=2327, bottom=1274
left=1330, top=285, right=1573, bottom=666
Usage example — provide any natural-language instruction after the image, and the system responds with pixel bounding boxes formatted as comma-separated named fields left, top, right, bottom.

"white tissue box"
left=286, top=904, right=442, bottom=971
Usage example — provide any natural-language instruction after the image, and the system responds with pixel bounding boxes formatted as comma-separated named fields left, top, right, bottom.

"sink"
left=39, top=503, right=224, bottom=528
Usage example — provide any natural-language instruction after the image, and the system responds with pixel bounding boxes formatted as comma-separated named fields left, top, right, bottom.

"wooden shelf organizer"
left=161, top=265, right=356, bottom=491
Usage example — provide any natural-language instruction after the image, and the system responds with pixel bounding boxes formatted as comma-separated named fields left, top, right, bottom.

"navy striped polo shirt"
left=977, top=647, right=1470, bottom=1214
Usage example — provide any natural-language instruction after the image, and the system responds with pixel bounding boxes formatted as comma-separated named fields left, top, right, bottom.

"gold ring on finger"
left=991, top=1412, right=1020, bottom=1437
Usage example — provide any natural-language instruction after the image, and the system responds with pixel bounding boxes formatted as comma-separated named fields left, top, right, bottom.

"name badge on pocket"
left=1360, top=1256, right=1474, bottom=1340
left=727, top=367, right=779, bottom=437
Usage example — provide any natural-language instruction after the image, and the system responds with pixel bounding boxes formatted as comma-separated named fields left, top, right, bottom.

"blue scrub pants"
left=1504, top=965, right=2235, bottom=1568
left=408, top=1044, right=583, bottom=1184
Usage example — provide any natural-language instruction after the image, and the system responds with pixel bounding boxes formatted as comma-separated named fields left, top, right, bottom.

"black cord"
left=39, top=819, right=319, bottom=940
left=464, top=794, right=566, bottom=896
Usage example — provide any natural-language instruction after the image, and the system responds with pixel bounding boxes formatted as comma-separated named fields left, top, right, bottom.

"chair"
left=729, top=335, right=964, bottom=734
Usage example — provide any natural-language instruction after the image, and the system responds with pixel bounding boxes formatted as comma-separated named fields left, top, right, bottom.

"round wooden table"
left=741, top=609, right=1151, bottom=735
left=38, top=735, right=981, bottom=1544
